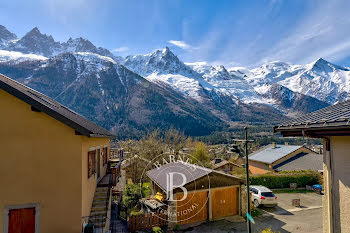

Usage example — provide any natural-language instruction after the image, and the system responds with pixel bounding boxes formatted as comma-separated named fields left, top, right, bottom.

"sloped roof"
left=0, top=74, right=115, bottom=138
left=212, top=160, right=240, bottom=170
left=146, top=162, right=244, bottom=191
left=274, top=100, right=350, bottom=132
left=249, top=144, right=303, bottom=164
left=273, top=152, right=323, bottom=172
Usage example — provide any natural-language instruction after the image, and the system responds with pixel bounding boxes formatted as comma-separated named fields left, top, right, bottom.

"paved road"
left=182, top=193, right=322, bottom=233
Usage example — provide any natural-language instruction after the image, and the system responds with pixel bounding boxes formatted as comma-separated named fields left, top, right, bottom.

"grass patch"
left=273, top=189, right=314, bottom=194
left=251, top=208, right=262, bottom=217
left=130, top=210, right=143, bottom=216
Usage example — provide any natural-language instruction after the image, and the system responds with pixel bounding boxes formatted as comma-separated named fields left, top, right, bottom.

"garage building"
left=146, top=162, right=246, bottom=227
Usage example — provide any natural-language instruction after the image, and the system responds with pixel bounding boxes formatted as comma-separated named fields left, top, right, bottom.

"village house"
left=274, top=100, right=350, bottom=233
left=0, top=74, right=120, bottom=233
left=248, top=143, right=322, bottom=174
left=211, top=158, right=242, bottom=173
left=146, top=162, right=246, bottom=227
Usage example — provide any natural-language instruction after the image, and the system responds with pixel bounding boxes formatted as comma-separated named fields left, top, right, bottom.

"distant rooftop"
left=249, top=144, right=303, bottom=164
left=273, top=152, right=322, bottom=172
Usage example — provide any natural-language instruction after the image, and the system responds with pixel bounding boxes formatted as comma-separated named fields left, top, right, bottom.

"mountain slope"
left=2, top=24, right=349, bottom=137
left=0, top=52, right=225, bottom=137
left=0, top=25, right=17, bottom=47
left=245, top=59, right=350, bottom=104
left=124, top=48, right=285, bottom=123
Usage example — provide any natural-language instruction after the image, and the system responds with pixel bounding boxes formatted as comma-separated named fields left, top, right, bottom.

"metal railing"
left=106, top=173, right=112, bottom=214
left=110, top=203, right=129, bottom=233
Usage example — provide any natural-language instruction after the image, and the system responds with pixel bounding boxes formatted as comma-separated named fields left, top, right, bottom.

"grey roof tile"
left=275, top=100, right=350, bottom=131
left=273, top=152, right=323, bottom=171
left=249, top=144, right=303, bottom=164
left=146, top=162, right=244, bottom=191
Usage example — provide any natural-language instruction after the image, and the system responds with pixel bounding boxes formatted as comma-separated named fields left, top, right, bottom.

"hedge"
left=250, top=171, right=320, bottom=189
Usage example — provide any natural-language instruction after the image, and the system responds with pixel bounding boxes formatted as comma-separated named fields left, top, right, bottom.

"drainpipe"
left=325, top=138, right=334, bottom=233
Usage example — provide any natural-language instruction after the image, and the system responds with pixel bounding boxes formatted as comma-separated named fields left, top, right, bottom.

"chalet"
left=0, top=74, right=121, bottom=233
left=146, top=162, right=246, bottom=227
left=211, top=158, right=241, bottom=173
left=248, top=143, right=322, bottom=174
left=274, top=100, right=350, bottom=233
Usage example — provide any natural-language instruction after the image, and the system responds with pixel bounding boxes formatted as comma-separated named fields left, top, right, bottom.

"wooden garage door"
left=8, top=208, right=35, bottom=233
left=176, top=191, right=208, bottom=225
left=211, top=187, right=238, bottom=219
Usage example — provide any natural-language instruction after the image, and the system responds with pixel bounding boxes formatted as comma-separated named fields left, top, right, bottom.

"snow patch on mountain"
left=188, top=63, right=264, bottom=103
left=146, top=73, right=203, bottom=101
left=0, top=50, right=47, bottom=63
left=245, top=58, right=350, bottom=104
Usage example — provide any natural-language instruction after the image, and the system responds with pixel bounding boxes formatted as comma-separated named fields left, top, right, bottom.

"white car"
left=249, top=185, right=277, bottom=207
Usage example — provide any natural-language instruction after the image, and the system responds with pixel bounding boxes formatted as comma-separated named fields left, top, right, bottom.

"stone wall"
left=240, top=184, right=254, bottom=216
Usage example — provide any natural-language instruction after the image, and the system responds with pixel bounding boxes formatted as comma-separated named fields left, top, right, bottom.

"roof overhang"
left=274, top=125, right=350, bottom=138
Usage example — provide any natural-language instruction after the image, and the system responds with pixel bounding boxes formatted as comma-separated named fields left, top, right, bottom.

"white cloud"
left=112, top=46, right=129, bottom=52
left=186, top=0, right=350, bottom=68
left=168, top=40, right=191, bottom=49
left=256, top=0, right=350, bottom=66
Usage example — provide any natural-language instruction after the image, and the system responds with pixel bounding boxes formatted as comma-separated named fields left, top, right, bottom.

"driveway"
left=180, top=193, right=322, bottom=233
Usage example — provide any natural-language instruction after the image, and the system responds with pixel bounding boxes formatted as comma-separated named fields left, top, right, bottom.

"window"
left=265, top=164, right=269, bottom=171
left=88, top=150, right=96, bottom=178
left=102, top=147, right=108, bottom=166
left=261, top=192, right=275, bottom=197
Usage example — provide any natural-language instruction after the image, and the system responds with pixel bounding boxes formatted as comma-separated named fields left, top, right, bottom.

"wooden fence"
left=128, top=213, right=167, bottom=232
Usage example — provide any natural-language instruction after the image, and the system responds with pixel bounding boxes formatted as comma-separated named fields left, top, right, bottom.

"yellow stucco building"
left=0, top=74, right=115, bottom=233
left=275, top=101, right=350, bottom=233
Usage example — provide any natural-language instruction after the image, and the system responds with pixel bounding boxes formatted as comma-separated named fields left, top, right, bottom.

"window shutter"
left=88, top=151, right=92, bottom=178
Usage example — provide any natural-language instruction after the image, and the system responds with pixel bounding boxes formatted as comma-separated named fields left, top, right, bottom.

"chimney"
left=272, top=142, right=277, bottom=149
left=285, top=142, right=289, bottom=146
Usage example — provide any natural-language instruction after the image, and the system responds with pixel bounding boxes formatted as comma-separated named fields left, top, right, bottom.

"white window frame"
left=3, top=203, right=40, bottom=233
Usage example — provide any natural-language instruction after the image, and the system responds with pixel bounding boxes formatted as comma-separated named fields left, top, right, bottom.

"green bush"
left=122, top=184, right=141, bottom=209
left=250, top=171, right=319, bottom=189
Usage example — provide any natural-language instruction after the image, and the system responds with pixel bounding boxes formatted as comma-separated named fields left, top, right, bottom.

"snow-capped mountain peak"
left=0, top=25, right=116, bottom=59
left=0, top=25, right=17, bottom=47
left=243, top=57, right=350, bottom=105
left=124, top=47, right=196, bottom=77
left=308, top=57, right=349, bottom=72
left=1, top=24, right=349, bottom=126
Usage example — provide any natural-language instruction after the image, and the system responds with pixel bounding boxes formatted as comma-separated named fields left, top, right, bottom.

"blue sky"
left=1, top=0, right=350, bottom=67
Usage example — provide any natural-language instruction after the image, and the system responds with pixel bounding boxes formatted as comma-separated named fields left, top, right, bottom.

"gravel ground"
left=180, top=193, right=323, bottom=233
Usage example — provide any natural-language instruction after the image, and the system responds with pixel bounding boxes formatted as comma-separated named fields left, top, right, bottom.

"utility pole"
left=244, top=127, right=252, bottom=233
left=233, top=127, right=254, bottom=233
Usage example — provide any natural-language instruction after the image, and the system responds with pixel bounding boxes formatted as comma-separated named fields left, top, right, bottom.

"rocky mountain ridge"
left=2, top=25, right=349, bottom=136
